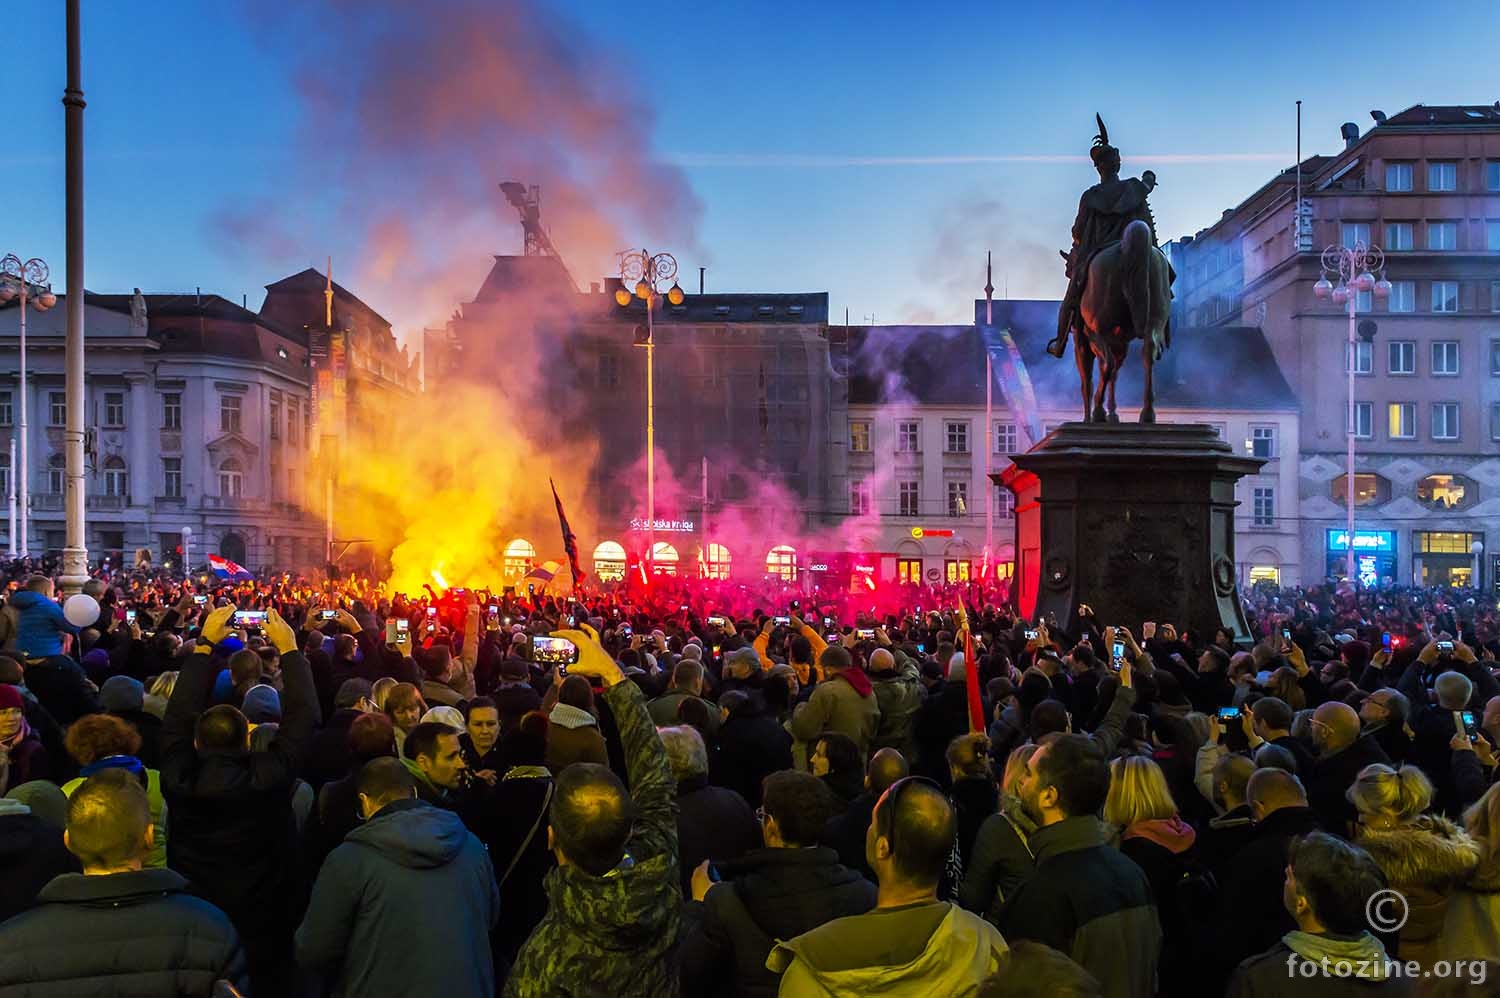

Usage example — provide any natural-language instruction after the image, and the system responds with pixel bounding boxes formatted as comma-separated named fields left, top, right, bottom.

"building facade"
left=1170, top=104, right=1500, bottom=588
left=0, top=290, right=323, bottom=570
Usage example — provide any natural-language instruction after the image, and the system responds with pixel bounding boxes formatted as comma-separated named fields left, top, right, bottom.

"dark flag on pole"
left=550, top=478, right=586, bottom=587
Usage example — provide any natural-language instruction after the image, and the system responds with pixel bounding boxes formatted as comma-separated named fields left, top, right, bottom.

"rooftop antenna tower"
left=499, top=181, right=579, bottom=291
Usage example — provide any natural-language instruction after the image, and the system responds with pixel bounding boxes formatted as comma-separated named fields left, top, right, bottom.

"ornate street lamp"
left=0, top=254, right=58, bottom=557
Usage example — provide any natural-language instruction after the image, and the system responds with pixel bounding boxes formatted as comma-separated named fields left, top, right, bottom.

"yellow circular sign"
left=911, top=527, right=924, bottom=539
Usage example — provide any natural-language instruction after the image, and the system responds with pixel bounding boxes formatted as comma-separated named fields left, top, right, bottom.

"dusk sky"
left=8, top=0, right=1500, bottom=342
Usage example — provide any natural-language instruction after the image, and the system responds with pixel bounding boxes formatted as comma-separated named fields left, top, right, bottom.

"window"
left=1488, top=162, right=1500, bottom=192
left=1494, top=281, right=1500, bottom=313
left=897, top=558, right=922, bottom=584
left=1428, top=162, right=1457, bottom=191
left=945, top=560, right=972, bottom=584
left=1341, top=222, right=1371, bottom=249
left=1488, top=221, right=1500, bottom=252
left=995, top=422, right=1018, bottom=455
left=945, top=421, right=969, bottom=454
left=49, top=392, right=65, bottom=427
left=996, top=488, right=1015, bottom=519
left=947, top=480, right=968, bottom=517
left=597, top=352, right=619, bottom=390
left=849, top=420, right=871, bottom=453
left=218, top=458, right=243, bottom=498
left=1351, top=401, right=1373, bottom=439
left=102, top=456, right=128, bottom=498
left=1250, top=425, right=1277, bottom=459
left=287, top=400, right=299, bottom=443
left=1432, top=281, right=1459, bottom=313
left=897, top=421, right=920, bottom=453
left=1428, top=221, right=1458, bottom=251
left=849, top=481, right=870, bottom=516
left=0, top=454, right=7, bottom=500
left=1389, top=340, right=1416, bottom=374
left=47, top=455, right=63, bottom=495
left=898, top=480, right=919, bottom=517
left=99, top=392, right=123, bottom=428
left=220, top=395, right=242, bottom=434
left=1417, top=474, right=1470, bottom=510
left=1388, top=281, right=1415, bottom=312
left=1389, top=403, right=1416, bottom=439
left=162, top=393, right=181, bottom=430
left=1384, top=222, right=1413, bottom=251
left=268, top=399, right=280, bottom=440
left=1492, top=402, right=1500, bottom=442
left=163, top=457, right=182, bottom=499
left=1432, top=341, right=1460, bottom=376
left=1386, top=162, right=1413, bottom=192
left=1331, top=473, right=1387, bottom=506
left=1252, top=486, right=1275, bottom=528
left=0, top=392, right=10, bottom=427
left=1346, top=339, right=1373, bottom=374
left=1432, top=402, right=1459, bottom=441
left=269, top=460, right=280, bottom=500
left=1492, top=339, right=1500, bottom=376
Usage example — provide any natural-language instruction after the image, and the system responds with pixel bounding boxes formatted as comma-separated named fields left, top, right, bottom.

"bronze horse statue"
left=1073, top=219, right=1173, bottom=424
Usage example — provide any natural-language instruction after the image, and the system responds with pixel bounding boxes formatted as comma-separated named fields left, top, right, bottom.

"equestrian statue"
left=1048, top=115, right=1175, bottom=423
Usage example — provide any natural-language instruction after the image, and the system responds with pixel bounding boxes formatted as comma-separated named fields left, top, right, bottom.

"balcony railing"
left=88, top=495, right=127, bottom=511
left=202, top=495, right=258, bottom=511
left=31, top=494, right=63, bottom=511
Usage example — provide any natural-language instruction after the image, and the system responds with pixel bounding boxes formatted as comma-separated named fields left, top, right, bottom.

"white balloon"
left=63, top=592, right=100, bottom=628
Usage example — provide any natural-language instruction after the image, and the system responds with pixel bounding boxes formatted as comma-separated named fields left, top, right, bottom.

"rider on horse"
left=1048, top=115, right=1168, bottom=359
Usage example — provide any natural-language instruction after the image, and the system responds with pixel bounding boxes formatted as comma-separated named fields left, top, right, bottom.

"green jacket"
left=869, top=651, right=922, bottom=758
left=505, top=679, right=681, bottom=998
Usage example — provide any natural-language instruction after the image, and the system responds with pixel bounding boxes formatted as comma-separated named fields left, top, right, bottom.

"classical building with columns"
left=0, top=289, right=323, bottom=571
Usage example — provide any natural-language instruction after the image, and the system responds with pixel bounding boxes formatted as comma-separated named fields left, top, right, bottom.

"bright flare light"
left=432, top=567, right=449, bottom=591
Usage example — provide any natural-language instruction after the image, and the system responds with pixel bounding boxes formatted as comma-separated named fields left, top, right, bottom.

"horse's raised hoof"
left=1140, top=409, right=1156, bottom=424
left=1107, top=411, right=1120, bottom=425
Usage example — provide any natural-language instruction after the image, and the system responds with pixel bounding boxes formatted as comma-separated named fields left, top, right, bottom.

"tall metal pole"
left=645, top=289, right=655, bottom=574
left=984, top=252, right=994, bottom=581
left=7, top=436, right=16, bottom=557
left=17, top=286, right=28, bottom=558
left=61, top=0, right=89, bottom=592
left=1346, top=289, right=1357, bottom=586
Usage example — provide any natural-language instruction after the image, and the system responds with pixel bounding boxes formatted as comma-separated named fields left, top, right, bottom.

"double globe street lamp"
left=0, top=255, right=59, bottom=558
left=1313, top=241, right=1391, bottom=587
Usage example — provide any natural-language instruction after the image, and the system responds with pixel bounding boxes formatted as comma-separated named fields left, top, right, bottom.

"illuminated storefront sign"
left=1326, top=529, right=1396, bottom=553
left=629, top=518, right=695, bottom=532
left=910, top=527, right=955, bottom=539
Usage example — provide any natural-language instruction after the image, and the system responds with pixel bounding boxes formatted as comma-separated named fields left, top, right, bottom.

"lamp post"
left=0, top=255, right=59, bottom=558
left=615, top=248, right=685, bottom=576
left=60, top=0, right=89, bottom=593
left=1313, top=240, right=1389, bottom=587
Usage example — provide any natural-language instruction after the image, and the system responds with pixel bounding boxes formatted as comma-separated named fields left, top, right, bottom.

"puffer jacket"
left=1357, top=815, right=1481, bottom=969
left=505, top=680, right=681, bottom=998
left=8, top=591, right=77, bottom=660
left=0, top=868, right=247, bottom=996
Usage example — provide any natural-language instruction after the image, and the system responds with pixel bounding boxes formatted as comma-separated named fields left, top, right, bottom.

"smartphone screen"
left=396, top=618, right=409, bottom=635
left=426, top=606, right=437, bottom=618
left=1438, top=641, right=1455, bottom=654
left=1025, top=628, right=1038, bottom=641
left=125, top=609, right=137, bottom=624
left=1218, top=706, right=1241, bottom=721
left=857, top=628, right=875, bottom=640
left=233, top=610, right=267, bottom=630
left=1461, top=710, right=1480, bottom=742
left=533, top=636, right=579, bottom=672
left=707, top=615, right=729, bottom=629
left=319, top=609, right=337, bottom=620
left=773, top=615, right=791, bottom=627
left=1382, top=633, right=1392, bottom=650
left=1111, top=640, right=1126, bottom=670
left=193, top=595, right=208, bottom=605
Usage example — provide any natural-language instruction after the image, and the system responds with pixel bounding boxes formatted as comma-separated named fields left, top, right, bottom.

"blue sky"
left=7, top=0, right=1499, bottom=337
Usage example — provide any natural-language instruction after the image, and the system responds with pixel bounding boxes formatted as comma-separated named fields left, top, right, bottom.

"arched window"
left=503, top=538, right=536, bottom=581
left=704, top=542, right=731, bottom=580
left=218, top=458, right=243, bottom=498
left=47, top=454, right=64, bottom=495
left=650, top=542, right=679, bottom=576
left=592, top=540, right=626, bottom=583
left=219, top=532, right=247, bottom=566
left=766, top=544, right=797, bottom=582
left=102, top=456, right=129, bottom=498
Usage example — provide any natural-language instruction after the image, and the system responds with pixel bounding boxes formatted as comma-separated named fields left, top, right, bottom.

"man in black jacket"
left=0, top=769, right=247, bottom=995
left=160, top=604, right=314, bottom=997
left=1245, top=697, right=1317, bottom=777
left=1305, top=701, right=1390, bottom=837
left=682, top=769, right=875, bottom=998
left=662, top=724, right=760, bottom=897
left=822, top=747, right=909, bottom=882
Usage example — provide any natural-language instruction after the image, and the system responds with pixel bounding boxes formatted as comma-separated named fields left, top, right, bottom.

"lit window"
left=849, top=420, right=871, bottom=453
left=896, top=558, right=922, bottom=584
left=1331, top=473, right=1385, bottom=506
left=1416, top=474, right=1469, bottom=510
left=947, top=480, right=968, bottom=517
left=703, top=542, right=731, bottom=581
left=592, top=540, right=627, bottom=583
left=1388, top=403, right=1416, bottom=439
left=651, top=542, right=680, bottom=576
left=503, top=538, right=535, bottom=581
left=765, top=545, right=797, bottom=582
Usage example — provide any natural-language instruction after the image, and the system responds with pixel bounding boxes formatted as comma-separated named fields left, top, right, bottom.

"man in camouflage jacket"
left=505, top=626, right=681, bottom=998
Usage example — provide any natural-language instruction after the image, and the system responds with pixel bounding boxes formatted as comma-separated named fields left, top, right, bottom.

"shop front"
left=1414, top=531, right=1482, bottom=588
left=1325, top=529, right=1397, bottom=588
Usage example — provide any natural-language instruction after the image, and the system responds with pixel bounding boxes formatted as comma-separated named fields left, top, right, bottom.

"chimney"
left=1370, top=110, right=1387, bottom=125
left=699, top=267, right=705, bottom=295
left=1340, top=122, right=1360, bottom=149
left=195, top=286, right=201, bottom=305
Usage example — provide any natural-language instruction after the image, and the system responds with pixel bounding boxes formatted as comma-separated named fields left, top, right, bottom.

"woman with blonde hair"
left=1349, top=762, right=1480, bottom=970
left=369, top=676, right=398, bottom=712
left=958, top=743, right=1038, bottom=925
left=143, top=670, right=177, bottom=720
left=1105, top=755, right=1197, bottom=998
left=383, top=683, right=427, bottom=759
left=1443, top=781, right=1500, bottom=962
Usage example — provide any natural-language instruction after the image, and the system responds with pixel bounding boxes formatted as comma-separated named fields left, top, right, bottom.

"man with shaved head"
left=822, top=746, right=910, bottom=882
left=1305, top=701, right=1390, bottom=836
left=867, top=634, right=922, bottom=759
left=770, top=776, right=1008, bottom=993
left=1200, top=768, right=1323, bottom=988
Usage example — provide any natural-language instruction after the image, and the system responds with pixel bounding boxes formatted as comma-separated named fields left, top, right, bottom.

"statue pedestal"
left=996, top=422, right=1264, bottom=643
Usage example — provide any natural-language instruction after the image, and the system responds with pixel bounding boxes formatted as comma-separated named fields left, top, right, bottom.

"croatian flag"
left=207, top=554, right=252, bottom=581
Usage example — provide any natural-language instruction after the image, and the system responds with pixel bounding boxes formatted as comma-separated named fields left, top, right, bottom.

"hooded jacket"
left=788, top=668, right=880, bottom=758
left=295, top=797, right=499, bottom=998
left=1228, top=931, right=1414, bottom=997
left=767, top=900, right=1007, bottom=997
left=0, top=798, right=78, bottom=924
left=959, top=797, right=1039, bottom=924
left=505, top=679, right=682, bottom=998
left=680, top=845, right=876, bottom=998
left=1356, top=815, right=1481, bottom=969
left=545, top=701, right=609, bottom=775
left=998, top=815, right=1161, bottom=998
left=1120, top=816, right=1197, bottom=998
left=8, top=590, right=77, bottom=660
left=0, top=868, right=247, bottom=997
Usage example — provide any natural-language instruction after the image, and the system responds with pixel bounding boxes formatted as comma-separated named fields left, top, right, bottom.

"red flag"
left=550, top=479, right=586, bottom=587
left=963, top=614, right=984, bottom=732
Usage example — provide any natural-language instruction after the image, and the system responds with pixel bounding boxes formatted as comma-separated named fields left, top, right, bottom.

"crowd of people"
left=1, top=564, right=1500, bottom=996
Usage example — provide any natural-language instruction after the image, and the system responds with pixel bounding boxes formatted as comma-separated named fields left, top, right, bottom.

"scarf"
left=1281, top=930, right=1393, bottom=979
left=80, top=754, right=145, bottom=779
left=833, top=666, right=873, bottom=698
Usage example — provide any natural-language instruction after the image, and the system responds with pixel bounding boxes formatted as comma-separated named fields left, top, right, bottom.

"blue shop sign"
left=1326, top=529, right=1397, bottom=554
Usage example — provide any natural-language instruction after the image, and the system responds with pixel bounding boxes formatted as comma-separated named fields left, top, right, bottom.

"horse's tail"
left=1120, top=219, right=1154, bottom=355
